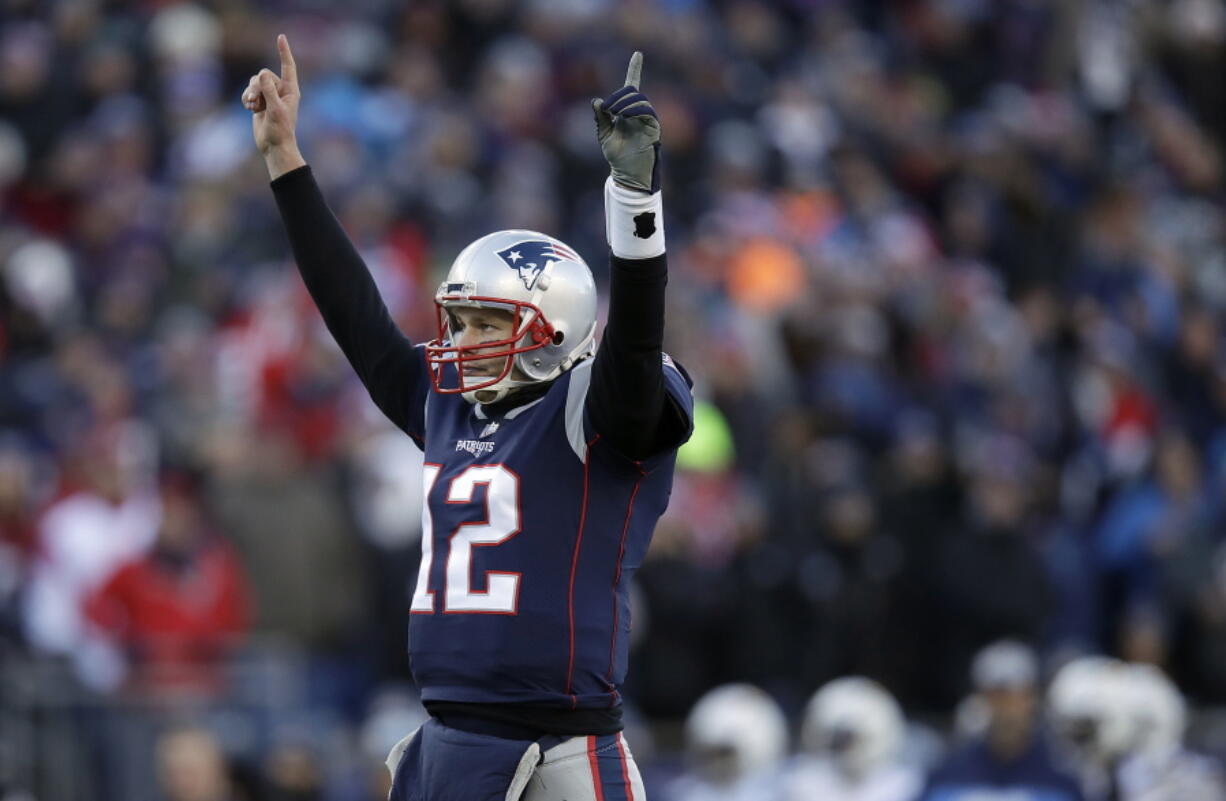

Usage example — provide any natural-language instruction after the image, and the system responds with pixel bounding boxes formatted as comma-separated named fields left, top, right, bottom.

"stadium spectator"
left=206, top=424, right=369, bottom=654
left=84, top=469, right=249, bottom=696
left=206, top=422, right=376, bottom=718
left=776, top=461, right=906, bottom=697
left=263, top=738, right=325, bottom=801
left=0, top=443, right=39, bottom=558
left=0, top=442, right=41, bottom=641
left=1096, top=428, right=1213, bottom=655
left=22, top=421, right=160, bottom=687
left=155, top=725, right=236, bottom=801
left=929, top=439, right=1055, bottom=707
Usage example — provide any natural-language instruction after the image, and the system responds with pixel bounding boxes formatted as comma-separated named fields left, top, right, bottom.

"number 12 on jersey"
left=410, top=463, right=523, bottom=615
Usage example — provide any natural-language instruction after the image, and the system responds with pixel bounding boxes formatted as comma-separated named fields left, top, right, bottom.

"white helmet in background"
left=1124, top=663, right=1186, bottom=761
left=802, top=677, right=905, bottom=780
left=685, top=683, right=789, bottom=785
left=1048, top=656, right=1133, bottom=765
left=425, top=230, right=597, bottom=404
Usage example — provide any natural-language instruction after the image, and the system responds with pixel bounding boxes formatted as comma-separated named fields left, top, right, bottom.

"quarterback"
left=244, top=36, right=693, bottom=801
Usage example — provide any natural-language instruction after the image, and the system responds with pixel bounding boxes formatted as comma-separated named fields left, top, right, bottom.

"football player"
left=784, top=677, right=920, bottom=801
left=244, top=35, right=693, bottom=801
left=664, top=684, right=789, bottom=801
left=1117, top=663, right=1226, bottom=801
left=1048, top=655, right=1135, bottom=800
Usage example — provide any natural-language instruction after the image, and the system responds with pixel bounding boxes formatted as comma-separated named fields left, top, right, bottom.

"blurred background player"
left=1048, top=655, right=1135, bottom=801
left=244, top=36, right=692, bottom=801
left=663, top=683, right=788, bottom=801
left=1117, top=663, right=1226, bottom=801
left=919, top=640, right=1085, bottom=801
left=782, top=676, right=920, bottom=801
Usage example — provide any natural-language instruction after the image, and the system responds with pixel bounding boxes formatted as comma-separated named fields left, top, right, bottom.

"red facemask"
left=424, top=296, right=557, bottom=395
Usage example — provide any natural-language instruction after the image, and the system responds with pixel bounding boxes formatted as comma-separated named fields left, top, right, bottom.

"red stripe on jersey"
left=565, top=435, right=600, bottom=707
left=588, top=736, right=607, bottom=801
left=605, top=475, right=644, bottom=699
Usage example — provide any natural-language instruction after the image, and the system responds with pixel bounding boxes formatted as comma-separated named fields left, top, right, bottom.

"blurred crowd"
left=1, top=0, right=1226, bottom=799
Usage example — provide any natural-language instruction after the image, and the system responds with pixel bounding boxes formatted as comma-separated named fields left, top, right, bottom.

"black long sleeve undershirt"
left=271, top=166, right=422, bottom=438
left=587, top=252, right=682, bottom=461
left=271, top=164, right=682, bottom=459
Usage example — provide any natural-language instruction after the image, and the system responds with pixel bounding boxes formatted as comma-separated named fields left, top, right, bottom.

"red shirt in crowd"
left=85, top=537, right=250, bottom=694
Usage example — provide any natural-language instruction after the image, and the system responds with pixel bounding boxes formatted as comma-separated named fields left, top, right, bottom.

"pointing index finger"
left=624, top=51, right=642, bottom=89
left=278, top=34, right=297, bottom=87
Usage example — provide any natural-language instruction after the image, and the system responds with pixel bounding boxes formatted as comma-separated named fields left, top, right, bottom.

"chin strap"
left=461, top=376, right=536, bottom=405
left=463, top=351, right=595, bottom=406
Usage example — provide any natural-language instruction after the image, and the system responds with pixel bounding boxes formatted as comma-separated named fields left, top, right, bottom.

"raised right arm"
left=245, top=36, right=427, bottom=439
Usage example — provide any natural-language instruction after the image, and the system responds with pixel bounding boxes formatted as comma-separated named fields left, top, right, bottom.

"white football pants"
left=386, top=728, right=646, bottom=801
left=523, top=733, right=646, bottom=801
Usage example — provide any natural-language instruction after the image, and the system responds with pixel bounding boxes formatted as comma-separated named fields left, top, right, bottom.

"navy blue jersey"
left=404, top=352, right=693, bottom=709
left=919, top=736, right=1085, bottom=801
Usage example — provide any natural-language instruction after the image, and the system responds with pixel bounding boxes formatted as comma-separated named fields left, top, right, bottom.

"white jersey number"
left=410, top=463, right=522, bottom=614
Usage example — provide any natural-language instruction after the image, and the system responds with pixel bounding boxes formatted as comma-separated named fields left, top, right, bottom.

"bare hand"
left=242, top=35, right=304, bottom=177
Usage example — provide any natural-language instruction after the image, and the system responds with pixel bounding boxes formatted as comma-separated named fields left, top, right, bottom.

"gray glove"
left=592, top=51, right=662, bottom=194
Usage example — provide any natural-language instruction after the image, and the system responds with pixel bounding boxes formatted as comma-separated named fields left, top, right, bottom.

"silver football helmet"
left=425, top=230, right=597, bottom=404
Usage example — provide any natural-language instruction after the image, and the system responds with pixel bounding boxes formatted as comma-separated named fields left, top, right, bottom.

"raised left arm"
left=586, top=53, right=689, bottom=461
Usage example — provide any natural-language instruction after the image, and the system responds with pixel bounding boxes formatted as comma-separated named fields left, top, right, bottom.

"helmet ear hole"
left=552, top=330, right=565, bottom=345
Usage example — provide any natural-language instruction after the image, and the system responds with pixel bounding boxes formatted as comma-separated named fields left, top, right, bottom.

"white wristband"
left=604, top=176, right=665, bottom=259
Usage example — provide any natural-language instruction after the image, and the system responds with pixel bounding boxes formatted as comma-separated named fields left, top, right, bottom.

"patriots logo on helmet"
left=497, top=241, right=580, bottom=291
